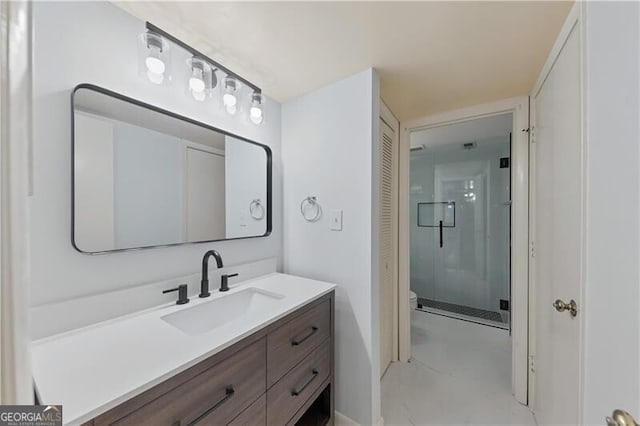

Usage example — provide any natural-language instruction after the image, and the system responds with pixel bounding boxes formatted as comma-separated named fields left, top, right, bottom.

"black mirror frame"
left=71, top=83, right=272, bottom=254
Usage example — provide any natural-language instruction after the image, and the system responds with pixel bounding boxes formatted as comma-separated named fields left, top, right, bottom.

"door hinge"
left=530, top=242, right=536, bottom=258
left=530, top=125, right=536, bottom=143
left=529, top=355, right=536, bottom=373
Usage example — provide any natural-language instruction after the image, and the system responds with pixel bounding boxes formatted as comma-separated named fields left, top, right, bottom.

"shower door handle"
left=439, top=220, right=443, bottom=248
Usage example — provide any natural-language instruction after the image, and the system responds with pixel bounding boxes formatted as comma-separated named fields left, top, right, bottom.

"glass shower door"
left=410, top=138, right=511, bottom=327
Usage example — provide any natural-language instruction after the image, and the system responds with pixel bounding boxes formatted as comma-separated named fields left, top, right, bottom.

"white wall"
left=282, top=69, right=381, bottom=425
left=31, top=1, right=282, bottom=306
left=582, top=2, right=640, bottom=422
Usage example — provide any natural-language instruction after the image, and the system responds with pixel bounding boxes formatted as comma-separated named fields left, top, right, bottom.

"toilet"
left=410, top=290, right=418, bottom=310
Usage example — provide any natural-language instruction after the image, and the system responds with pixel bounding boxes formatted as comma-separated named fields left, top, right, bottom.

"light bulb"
left=251, top=106, right=262, bottom=118
left=226, top=104, right=237, bottom=115
left=146, top=70, right=164, bottom=85
left=223, top=93, right=237, bottom=107
left=192, top=90, right=205, bottom=102
left=250, top=106, right=263, bottom=124
left=145, top=46, right=165, bottom=74
left=189, top=76, right=205, bottom=93
left=250, top=111, right=263, bottom=124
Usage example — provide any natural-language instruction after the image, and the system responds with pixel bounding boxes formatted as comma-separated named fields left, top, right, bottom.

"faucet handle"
left=220, top=273, right=239, bottom=292
left=163, top=284, right=190, bottom=305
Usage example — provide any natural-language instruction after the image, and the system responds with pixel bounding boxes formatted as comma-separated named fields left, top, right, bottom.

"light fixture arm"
left=145, top=21, right=262, bottom=94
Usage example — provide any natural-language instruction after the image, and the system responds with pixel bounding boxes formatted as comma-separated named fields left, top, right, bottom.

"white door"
left=185, top=146, right=226, bottom=241
left=531, top=16, right=582, bottom=426
left=380, top=118, right=398, bottom=377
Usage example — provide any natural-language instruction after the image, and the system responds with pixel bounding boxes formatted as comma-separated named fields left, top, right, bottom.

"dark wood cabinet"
left=226, top=395, right=266, bottom=426
left=84, top=291, right=334, bottom=426
left=267, top=299, right=331, bottom=388
left=267, top=342, right=331, bottom=426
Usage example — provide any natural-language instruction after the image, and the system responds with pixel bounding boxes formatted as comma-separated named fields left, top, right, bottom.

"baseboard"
left=335, top=411, right=360, bottom=426
left=334, top=412, right=384, bottom=426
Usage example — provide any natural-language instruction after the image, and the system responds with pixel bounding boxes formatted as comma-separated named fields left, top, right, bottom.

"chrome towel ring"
left=249, top=199, right=265, bottom=220
left=300, top=196, right=322, bottom=222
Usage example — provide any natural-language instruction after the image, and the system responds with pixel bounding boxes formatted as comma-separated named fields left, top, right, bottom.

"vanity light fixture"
left=222, top=76, right=240, bottom=115
left=142, top=22, right=264, bottom=123
left=139, top=31, right=171, bottom=85
left=249, top=92, right=265, bottom=125
left=187, top=57, right=215, bottom=102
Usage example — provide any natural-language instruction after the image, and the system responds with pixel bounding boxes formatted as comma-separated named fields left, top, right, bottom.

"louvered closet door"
left=380, top=119, right=398, bottom=377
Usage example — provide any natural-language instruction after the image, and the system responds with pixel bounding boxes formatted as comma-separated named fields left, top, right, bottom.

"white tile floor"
left=381, top=311, right=536, bottom=426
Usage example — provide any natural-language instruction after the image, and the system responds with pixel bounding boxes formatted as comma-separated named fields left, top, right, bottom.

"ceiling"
left=114, top=1, right=572, bottom=121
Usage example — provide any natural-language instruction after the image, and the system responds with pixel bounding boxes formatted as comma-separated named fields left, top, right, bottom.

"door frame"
left=0, top=0, right=35, bottom=404
left=398, top=97, right=530, bottom=404
left=380, top=99, right=401, bottom=365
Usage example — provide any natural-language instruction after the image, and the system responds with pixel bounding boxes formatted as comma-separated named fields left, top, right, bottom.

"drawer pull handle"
left=291, top=326, right=318, bottom=346
left=291, top=370, right=319, bottom=396
left=188, top=386, right=235, bottom=425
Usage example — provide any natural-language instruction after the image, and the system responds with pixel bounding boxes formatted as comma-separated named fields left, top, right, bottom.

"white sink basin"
left=161, top=288, right=285, bottom=336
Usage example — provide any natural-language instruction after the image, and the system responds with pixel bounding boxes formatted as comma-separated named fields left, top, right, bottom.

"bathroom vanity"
left=32, top=274, right=336, bottom=426
left=29, top=81, right=337, bottom=425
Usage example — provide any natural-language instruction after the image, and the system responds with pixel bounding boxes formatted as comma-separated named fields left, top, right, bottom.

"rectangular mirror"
left=72, top=84, right=271, bottom=254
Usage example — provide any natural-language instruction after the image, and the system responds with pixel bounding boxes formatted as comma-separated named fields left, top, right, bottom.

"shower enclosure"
left=409, top=116, right=511, bottom=328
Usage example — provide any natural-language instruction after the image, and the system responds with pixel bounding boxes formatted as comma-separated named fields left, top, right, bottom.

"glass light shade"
left=222, top=76, right=240, bottom=115
left=186, top=57, right=215, bottom=102
left=139, top=32, right=171, bottom=85
left=248, top=92, right=265, bottom=125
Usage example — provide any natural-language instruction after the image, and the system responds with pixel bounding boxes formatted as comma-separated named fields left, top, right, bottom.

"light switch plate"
left=330, top=209, right=343, bottom=231
left=239, top=209, right=248, bottom=227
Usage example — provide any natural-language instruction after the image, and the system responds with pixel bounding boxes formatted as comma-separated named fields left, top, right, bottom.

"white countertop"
left=31, top=273, right=336, bottom=425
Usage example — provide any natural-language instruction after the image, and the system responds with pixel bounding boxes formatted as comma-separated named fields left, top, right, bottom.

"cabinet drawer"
left=108, top=338, right=266, bottom=426
left=226, top=395, right=266, bottom=426
left=266, top=340, right=330, bottom=426
left=267, top=299, right=330, bottom=386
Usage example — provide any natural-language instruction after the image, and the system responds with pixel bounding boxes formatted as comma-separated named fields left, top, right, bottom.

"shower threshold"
left=416, top=297, right=509, bottom=330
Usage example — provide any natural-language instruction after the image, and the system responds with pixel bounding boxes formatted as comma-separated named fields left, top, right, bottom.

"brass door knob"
left=607, top=409, right=639, bottom=426
left=553, top=298, right=577, bottom=317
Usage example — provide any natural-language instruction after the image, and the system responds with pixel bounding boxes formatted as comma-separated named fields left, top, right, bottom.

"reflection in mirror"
left=73, top=85, right=270, bottom=253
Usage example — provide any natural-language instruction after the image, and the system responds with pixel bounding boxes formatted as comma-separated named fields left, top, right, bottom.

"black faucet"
left=200, top=250, right=223, bottom=298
